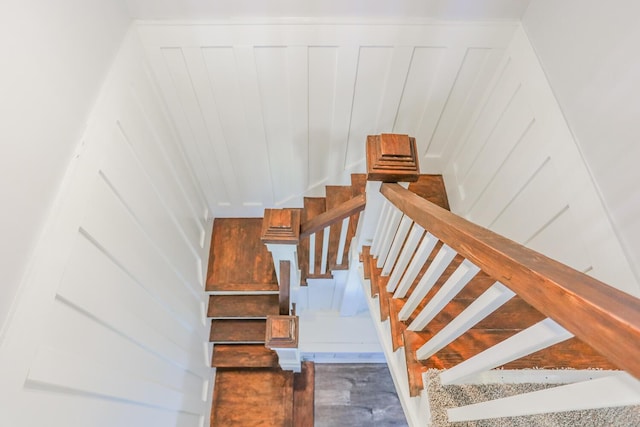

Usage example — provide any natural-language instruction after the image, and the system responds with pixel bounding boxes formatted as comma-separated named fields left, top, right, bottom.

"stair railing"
left=261, top=196, right=366, bottom=305
left=300, top=194, right=366, bottom=278
left=361, top=181, right=640, bottom=422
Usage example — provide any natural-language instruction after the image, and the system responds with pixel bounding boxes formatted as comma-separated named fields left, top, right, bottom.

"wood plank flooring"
left=314, top=364, right=407, bottom=427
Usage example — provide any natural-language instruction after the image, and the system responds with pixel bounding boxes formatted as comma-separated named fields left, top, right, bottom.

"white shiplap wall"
left=0, top=32, right=211, bottom=427
left=136, top=22, right=518, bottom=216
left=443, top=27, right=639, bottom=296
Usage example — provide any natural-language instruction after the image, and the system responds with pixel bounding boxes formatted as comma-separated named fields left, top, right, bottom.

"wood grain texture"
left=210, top=319, right=267, bottom=343
left=207, top=218, right=278, bottom=292
left=362, top=246, right=371, bottom=280
left=212, top=344, right=279, bottom=368
left=403, top=330, right=429, bottom=397
left=349, top=174, right=367, bottom=241
left=265, top=316, right=299, bottom=349
left=300, top=194, right=366, bottom=239
left=211, top=369, right=293, bottom=427
left=408, top=175, right=450, bottom=211
left=261, top=209, right=301, bottom=244
left=366, top=134, right=419, bottom=182
left=381, top=182, right=640, bottom=378
left=378, top=276, right=391, bottom=322
left=298, top=197, right=330, bottom=283
left=389, top=298, right=407, bottom=351
left=325, top=185, right=352, bottom=269
left=279, top=260, right=290, bottom=315
left=207, top=295, right=279, bottom=318
left=293, top=361, right=315, bottom=427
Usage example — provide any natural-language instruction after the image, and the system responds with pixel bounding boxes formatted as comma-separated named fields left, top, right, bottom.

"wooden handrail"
left=381, top=182, right=640, bottom=379
left=300, top=194, right=366, bottom=239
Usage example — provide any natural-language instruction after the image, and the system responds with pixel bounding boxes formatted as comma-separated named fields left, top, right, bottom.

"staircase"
left=205, top=173, right=368, bottom=426
left=203, top=134, right=640, bottom=426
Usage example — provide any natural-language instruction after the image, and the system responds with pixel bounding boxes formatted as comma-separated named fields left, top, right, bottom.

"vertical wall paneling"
left=232, top=46, right=275, bottom=206
left=0, top=32, right=211, bottom=426
left=413, top=47, right=468, bottom=168
left=137, top=23, right=518, bottom=214
left=442, top=26, right=639, bottom=294
left=393, top=46, right=445, bottom=135
left=161, top=47, right=231, bottom=207
left=254, top=46, right=304, bottom=204
left=344, top=46, right=395, bottom=169
left=308, top=46, right=338, bottom=188
left=326, top=45, right=360, bottom=185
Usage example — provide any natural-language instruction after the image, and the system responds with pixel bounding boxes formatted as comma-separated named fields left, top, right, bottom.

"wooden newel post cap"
left=366, top=133, right=420, bottom=182
left=265, top=315, right=299, bottom=349
left=261, top=208, right=301, bottom=244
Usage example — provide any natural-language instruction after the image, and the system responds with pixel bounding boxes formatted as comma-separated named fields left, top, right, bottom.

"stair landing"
left=206, top=218, right=278, bottom=293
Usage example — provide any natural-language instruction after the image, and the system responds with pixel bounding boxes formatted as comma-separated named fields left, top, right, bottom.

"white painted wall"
left=137, top=22, right=517, bottom=216
left=0, top=0, right=130, bottom=337
left=0, top=31, right=211, bottom=426
left=522, top=0, right=640, bottom=286
left=441, top=26, right=639, bottom=296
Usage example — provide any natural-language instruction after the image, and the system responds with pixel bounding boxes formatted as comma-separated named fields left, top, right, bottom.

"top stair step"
left=408, top=175, right=450, bottom=211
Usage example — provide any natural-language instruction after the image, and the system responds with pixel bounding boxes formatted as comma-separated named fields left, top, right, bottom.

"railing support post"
left=344, top=133, right=421, bottom=315
left=265, top=315, right=301, bottom=373
left=261, top=208, right=301, bottom=305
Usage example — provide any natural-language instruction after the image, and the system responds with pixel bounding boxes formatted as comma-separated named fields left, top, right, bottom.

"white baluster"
left=320, top=226, right=330, bottom=274
left=336, top=217, right=350, bottom=266
left=308, top=233, right=315, bottom=275
left=386, top=223, right=425, bottom=293
left=370, top=200, right=390, bottom=257
left=393, top=232, right=437, bottom=298
left=376, top=208, right=403, bottom=269
left=399, top=245, right=457, bottom=321
left=416, top=282, right=515, bottom=360
left=448, top=374, right=640, bottom=422
left=382, top=215, right=413, bottom=276
left=440, top=318, right=573, bottom=385
left=408, top=259, right=480, bottom=331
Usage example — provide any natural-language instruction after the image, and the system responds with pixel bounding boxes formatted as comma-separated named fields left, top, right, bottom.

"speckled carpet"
left=426, top=370, right=640, bottom=426
left=314, top=364, right=408, bottom=427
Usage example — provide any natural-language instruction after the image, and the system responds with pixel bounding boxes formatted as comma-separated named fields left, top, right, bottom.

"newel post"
left=261, top=208, right=301, bottom=305
left=341, top=133, right=420, bottom=315
left=357, top=133, right=420, bottom=247
left=265, top=315, right=300, bottom=373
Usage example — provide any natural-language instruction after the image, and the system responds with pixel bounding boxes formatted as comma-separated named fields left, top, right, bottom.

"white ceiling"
left=126, top=0, right=532, bottom=21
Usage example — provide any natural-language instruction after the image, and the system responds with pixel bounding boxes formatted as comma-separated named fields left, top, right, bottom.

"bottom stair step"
left=210, top=319, right=266, bottom=343
left=212, top=344, right=279, bottom=368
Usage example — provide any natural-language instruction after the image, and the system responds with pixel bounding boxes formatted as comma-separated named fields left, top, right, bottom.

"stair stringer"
left=358, top=260, right=431, bottom=427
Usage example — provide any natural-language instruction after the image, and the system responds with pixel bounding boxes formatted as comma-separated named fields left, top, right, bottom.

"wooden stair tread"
left=208, top=282, right=279, bottom=293
left=210, top=319, right=267, bottom=343
left=211, top=368, right=293, bottom=426
left=206, top=218, right=277, bottom=291
left=408, top=175, right=450, bottom=211
left=208, top=294, right=279, bottom=318
left=212, top=344, right=279, bottom=368
left=408, top=328, right=618, bottom=371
